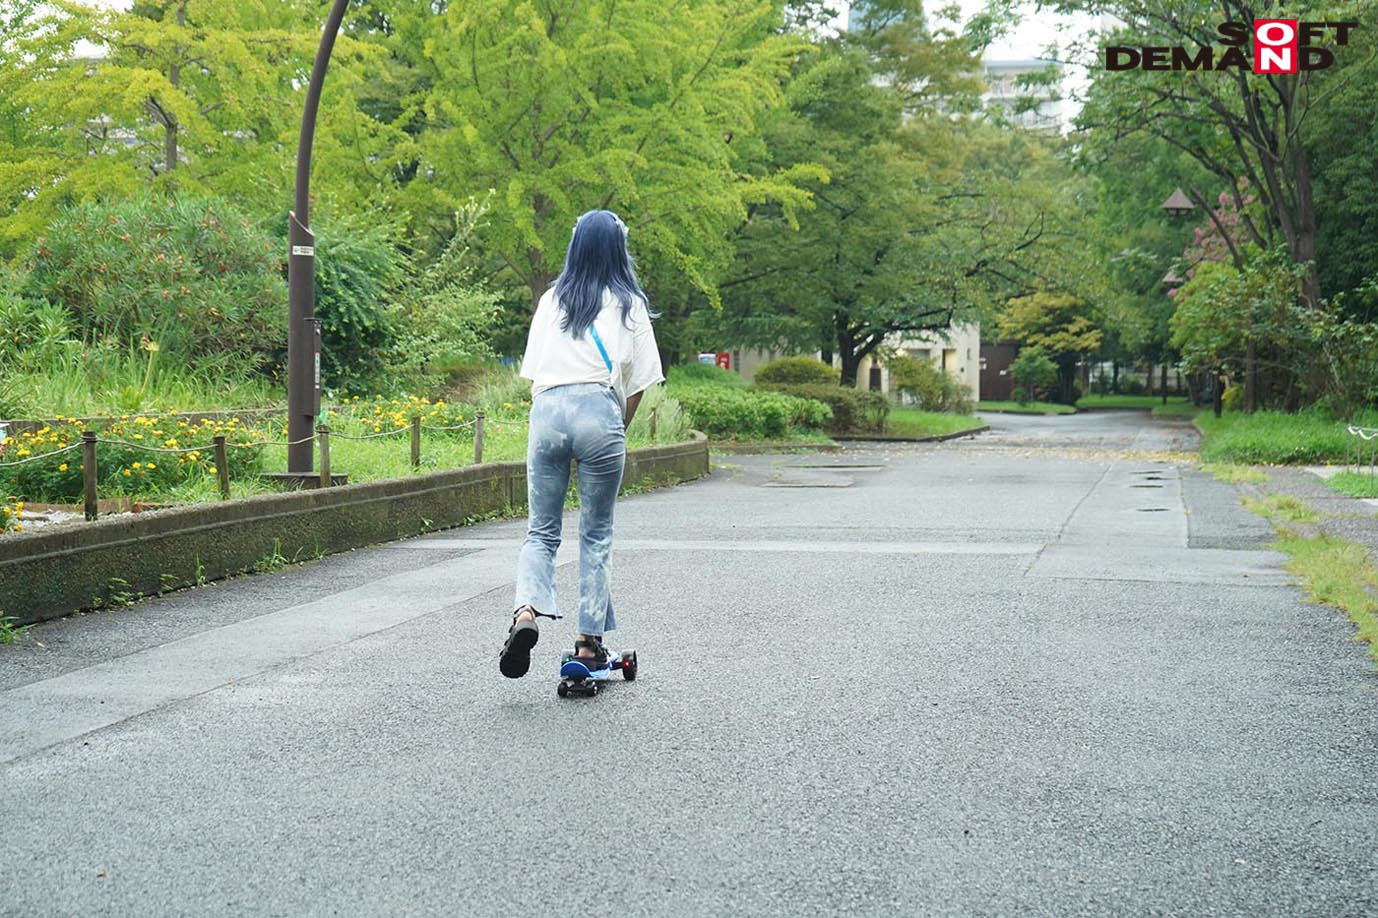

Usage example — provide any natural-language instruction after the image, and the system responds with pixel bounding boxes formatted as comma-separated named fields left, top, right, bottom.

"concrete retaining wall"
left=1, top=433, right=709, bottom=625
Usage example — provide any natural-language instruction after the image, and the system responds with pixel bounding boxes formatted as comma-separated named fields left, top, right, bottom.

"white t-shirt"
left=520, top=287, right=664, bottom=400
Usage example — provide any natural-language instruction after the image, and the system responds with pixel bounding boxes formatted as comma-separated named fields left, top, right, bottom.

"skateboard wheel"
left=557, top=681, right=569, bottom=698
left=622, top=650, right=638, bottom=681
left=588, top=682, right=600, bottom=697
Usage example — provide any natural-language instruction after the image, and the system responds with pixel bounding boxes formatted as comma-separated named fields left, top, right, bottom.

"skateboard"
left=557, top=648, right=638, bottom=697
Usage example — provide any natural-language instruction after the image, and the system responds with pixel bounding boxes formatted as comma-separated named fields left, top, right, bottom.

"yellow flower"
left=146, top=462, right=156, bottom=470
left=15, top=502, right=22, bottom=510
left=13, top=524, right=20, bottom=532
left=1, top=507, right=9, bottom=516
left=209, top=466, right=218, bottom=474
left=123, top=469, right=132, bottom=477
left=16, top=448, right=28, bottom=457
left=132, top=462, right=142, bottom=469
left=132, top=434, right=143, bottom=440
left=58, top=463, right=68, bottom=472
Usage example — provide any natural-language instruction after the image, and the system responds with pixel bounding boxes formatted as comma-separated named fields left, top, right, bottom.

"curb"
left=0, top=433, right=709, bottom=626
left=839, top=424, right=989, bottom=443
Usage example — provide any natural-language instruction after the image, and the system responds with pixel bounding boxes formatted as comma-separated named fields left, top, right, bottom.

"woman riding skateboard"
left=499, top=209, right=664, bottom=679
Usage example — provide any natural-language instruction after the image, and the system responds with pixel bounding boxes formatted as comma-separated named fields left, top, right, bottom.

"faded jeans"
left=513, top=383, right=626, bottom=636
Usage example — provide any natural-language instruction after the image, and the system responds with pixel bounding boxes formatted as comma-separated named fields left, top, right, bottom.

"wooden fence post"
left=410, top=416, right=421, bottom=469
left=81, top=431, right=98, bottom=521
left=473, top=411, right=485, bottom=464
left=317, top=425, right=331, bottom=489
left=213, top=436, right=231, bottom=500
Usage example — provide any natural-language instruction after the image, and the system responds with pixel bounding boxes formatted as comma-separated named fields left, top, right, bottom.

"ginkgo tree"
left=382, top=0, right=817, bottom=307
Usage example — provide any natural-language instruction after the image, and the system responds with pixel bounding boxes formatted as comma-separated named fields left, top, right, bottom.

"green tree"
left=395, top=0, right=814, bottom=307
left=997, top=291, right=1103, bottom=403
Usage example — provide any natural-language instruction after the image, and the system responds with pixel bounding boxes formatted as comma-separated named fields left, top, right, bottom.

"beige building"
left=725, top=322, right=982, bottom=401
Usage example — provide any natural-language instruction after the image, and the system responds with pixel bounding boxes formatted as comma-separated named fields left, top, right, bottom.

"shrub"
left=1010, top=347, right=1057, bottom=404
left=382, top=208, right=496, bottom=394
left=667, top=363, right=747, bottom=387
left=888, top=355, right=975, bottom=414
left=626, top=385, right=690, bottom=443
left=310, top=212, right=410, bottom=394
left=760, top=383, right=889, bottom=433
left=24, top=195, right=283, bottom=372
left=673, top=386, right=830, bottom=439
left=753, top=356, right=839, bottom=385
left=1221, top=384, right=1244, bottom=412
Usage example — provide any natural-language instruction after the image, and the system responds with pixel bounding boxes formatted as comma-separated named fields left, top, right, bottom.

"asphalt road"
left=2, top=410, right=1376, bottom=917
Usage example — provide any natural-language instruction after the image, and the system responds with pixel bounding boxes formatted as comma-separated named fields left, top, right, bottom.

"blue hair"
left=551, top=210, right=654, bottom=338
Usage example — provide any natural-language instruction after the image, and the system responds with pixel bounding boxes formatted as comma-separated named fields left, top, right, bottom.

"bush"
left=667, top=363, right=747, bottom=387
left=382, top=206, right=497, bottom=394
left=760, top=383, right=889, bottom=433
left=24, top=195, right=283, bottom=372
left=673, top=386, right=830, bottom=439
left=888, top=355, right=975, bottom=414
left=626, top=385, right=690, bottom=443
left=1010, top=347, right=1057, bottom=404
left=310, top=212, right=410, bottom=394
left=753, top=356, right=839, bottom=385
left=1221, top=384, right=1244, bottom=412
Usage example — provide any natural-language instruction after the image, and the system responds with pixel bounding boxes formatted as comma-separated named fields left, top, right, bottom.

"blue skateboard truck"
left=557, top=648, right=638, bottom=698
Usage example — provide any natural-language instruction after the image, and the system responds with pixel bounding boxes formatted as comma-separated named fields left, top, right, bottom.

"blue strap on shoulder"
left=588, top=325, right=613, bottom=373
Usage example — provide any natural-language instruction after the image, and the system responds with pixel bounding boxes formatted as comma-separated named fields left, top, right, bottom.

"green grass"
left=1077, top=394, right=1191, bottom=410
left=0, top=613, right=28, bottom=644
left=977, top=400, right=1076, bottom=415
left=1195, top=410, right=1369, bottom=464
left=1325, top=470, right=1378, bottom=498
left=1151, top=400, right=1205, bottom=417
left=885, top=408, right=984, bottom=438
left=1, top=357, right=279, bottom=418
left=1199, top=462, right=1267, bottom=484
left=1272, top=529, right=1378, bottom=663
left=1243, top=493, right=1319, bottom=523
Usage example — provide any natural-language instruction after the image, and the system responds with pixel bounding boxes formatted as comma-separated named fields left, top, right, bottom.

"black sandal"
left=499, top=607, right=550, bottom=679
left=571, top=637, right=609, bottom=670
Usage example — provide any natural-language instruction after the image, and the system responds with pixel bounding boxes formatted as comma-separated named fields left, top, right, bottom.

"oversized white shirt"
left=520, top=287, right=664, bottom=401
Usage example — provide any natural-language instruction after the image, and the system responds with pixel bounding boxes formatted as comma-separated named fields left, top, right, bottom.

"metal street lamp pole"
left=287, top=0, right=350, bottom=473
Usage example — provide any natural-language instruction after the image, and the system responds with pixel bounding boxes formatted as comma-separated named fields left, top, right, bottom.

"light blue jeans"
left=514, top=383, right=626, bottom=636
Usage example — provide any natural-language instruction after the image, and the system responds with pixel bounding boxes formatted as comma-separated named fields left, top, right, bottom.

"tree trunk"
left=1244, top=338, right=1258, bottom=413
left=1057, top=356, right=1077, bottom=405
left=1112, top=359, right=1119, bottom=393
left=835, top=312, right=858, bottom=387
left=1160, top=363, right=1168, bottom=405
left=164, top=1, right=185, bottom=172
left=1213, top=369, right=1224, bottom=418
left=840, top=352, right=861, bottom=388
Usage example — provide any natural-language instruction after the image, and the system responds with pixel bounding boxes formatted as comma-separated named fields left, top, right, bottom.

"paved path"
left=2, top=410, right=1376, bottom=916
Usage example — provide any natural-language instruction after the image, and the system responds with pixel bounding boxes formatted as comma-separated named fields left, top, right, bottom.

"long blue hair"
left=551, top=210, right=654, bottom=338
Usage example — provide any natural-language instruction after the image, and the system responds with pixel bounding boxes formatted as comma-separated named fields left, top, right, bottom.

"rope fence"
left=0, top=411, right=487, bottom=523
left=1347, top=424, right=1378, bottom=478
